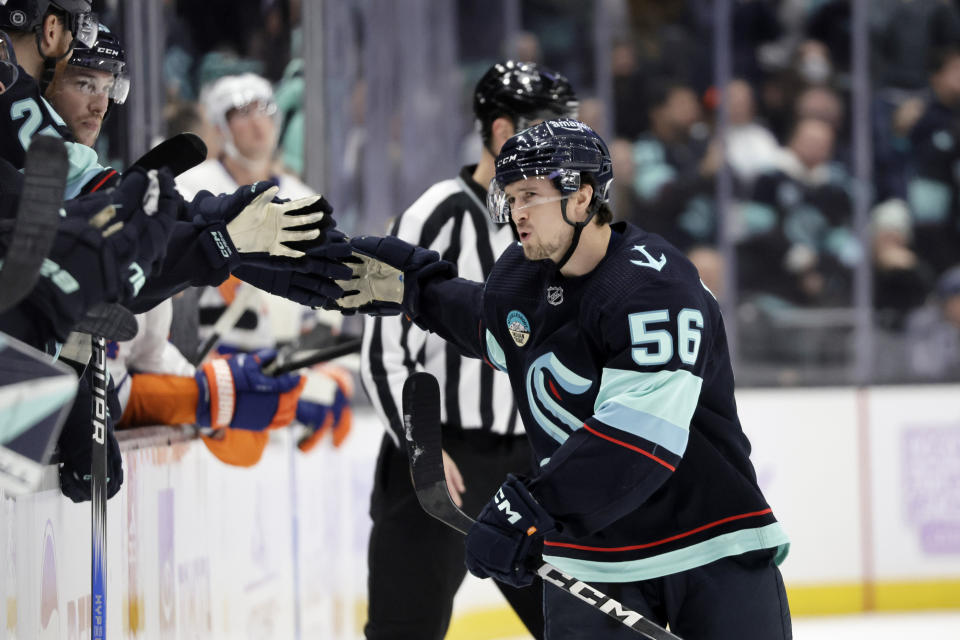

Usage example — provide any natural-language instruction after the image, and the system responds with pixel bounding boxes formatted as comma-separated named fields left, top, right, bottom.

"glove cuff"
left=196, top=359, right=236, bottom=427
left=194, top=219, right=242, bottom=271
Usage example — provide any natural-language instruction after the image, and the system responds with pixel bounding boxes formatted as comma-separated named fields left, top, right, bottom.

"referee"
left=360, top=61, right=579, bottom=640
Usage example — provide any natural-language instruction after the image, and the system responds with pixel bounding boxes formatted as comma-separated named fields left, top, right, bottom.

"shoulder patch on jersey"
left=630, top=245, right=667, bottom=271
left=506, top=310, right=531, bottom=347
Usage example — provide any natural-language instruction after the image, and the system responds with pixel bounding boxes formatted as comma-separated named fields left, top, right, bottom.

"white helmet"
left=200, top=73, right=278, bottom=160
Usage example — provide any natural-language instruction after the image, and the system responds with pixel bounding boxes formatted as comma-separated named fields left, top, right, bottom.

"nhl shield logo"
left=546, top=286, right=563, bottom=306
left=506, top=310, right=531, bottom=347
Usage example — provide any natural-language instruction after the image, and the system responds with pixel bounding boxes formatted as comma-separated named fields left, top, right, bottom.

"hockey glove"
left=189, top=183, right=338, bottom=271
left=195, top=349, right=306, bottom=430
left=295, top=365, right=353, bottom=452
left=233, top=233, right=353, bottom=307
left=465, top=474, right=558, bottom=588
left=57, top=360, right=124, bottom=503
left=18, top=168, right=178, bottom=340
left=330, top=235, right=456, bottom=316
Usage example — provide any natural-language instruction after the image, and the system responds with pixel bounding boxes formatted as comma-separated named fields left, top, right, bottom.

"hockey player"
left=44, top=23, right=127, bottom=147
left=360, top=60, right=577, bottom=640
left=177, top=73, right=320, bottom=355
left=333, top=120, right=792, bottom=639
left=1, top=2, right=349, bottom=319
left=40, top=37, right=351, bottom=468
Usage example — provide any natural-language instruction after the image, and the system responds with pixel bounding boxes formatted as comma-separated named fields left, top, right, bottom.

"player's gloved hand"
left=294, top=365, right=353, bottom=452
left=233, top=234, right=353, bottom=307
left=195, top=349, right=306, bottom=430
left=190, top=183, right=338, bottom=270
left=465, top=474, right=558, bottom=588
left=57, top=361, right=124, bottom=503
left=329, top=235, right=456, bottom=316
left=21, top=169, right=178, bottom=340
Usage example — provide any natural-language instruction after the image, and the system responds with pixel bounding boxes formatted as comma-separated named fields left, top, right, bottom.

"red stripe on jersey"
left=543, top=508, right=774, bottom=552
left=581, top=422, right=676, bottom=472
left=548, top=379, right=561, bottom=401
left=87, top=169, right=118, bottom=193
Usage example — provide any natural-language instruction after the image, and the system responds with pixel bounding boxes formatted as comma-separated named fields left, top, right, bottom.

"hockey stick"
left=263, top=335, right=362, bottom=375
left=89, top=335, right=109, bottom=640
left=129, top=132, right=207, bottom=176
left=401, top=372, right=683, bottom=640
left=190, top=284, right=260, bottom=366
left=0, top=136, right=68, bottom=313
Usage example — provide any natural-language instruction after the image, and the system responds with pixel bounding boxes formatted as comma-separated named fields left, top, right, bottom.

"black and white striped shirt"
left=360, top=166, right=522, bottom=445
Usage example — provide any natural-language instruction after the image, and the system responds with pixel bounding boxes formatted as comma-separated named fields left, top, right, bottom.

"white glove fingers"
left=279, top=228, right=321, bottom=244
left=272, top=244, right=306, bottom=258
left=280, top=211, right=326, bottom=228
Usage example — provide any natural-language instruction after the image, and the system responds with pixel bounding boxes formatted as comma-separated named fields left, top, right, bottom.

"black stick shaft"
left=90, top=336, right=108, bottom=640
left=265, top=337, right=362, bottom=375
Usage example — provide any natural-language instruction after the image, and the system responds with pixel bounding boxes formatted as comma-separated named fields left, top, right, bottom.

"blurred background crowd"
left=93, top=0, right=960, bottom=387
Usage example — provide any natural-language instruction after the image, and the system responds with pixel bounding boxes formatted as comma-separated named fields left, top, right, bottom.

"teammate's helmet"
left=201, top=73, right=278, bottom=159
left=0, top=0, right=97, bottom=49
left=473, top=61, right=579, bottom=146
left=202, top=73, right=278, bottom=132
left=0, top=30, right=18, bottom=92
left=487, top=119, right=613, bottom=224
left=68, top=24, right=129, bottom=104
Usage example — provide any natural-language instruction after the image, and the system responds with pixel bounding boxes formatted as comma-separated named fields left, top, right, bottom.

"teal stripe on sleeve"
left=544, top=522, right=790, bottom=583
left=485, top=329, right=508, bottom=372
left=594, top=402, right=689, bottom=455
left=594, top=367, right=702, bottom=447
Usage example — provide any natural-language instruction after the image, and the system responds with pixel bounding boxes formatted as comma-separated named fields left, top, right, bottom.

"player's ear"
left=490, top=116, right=516, bottom=155
left=574, top=183, right=594, bottom=217
left=39, top=13, right=68, bottom=58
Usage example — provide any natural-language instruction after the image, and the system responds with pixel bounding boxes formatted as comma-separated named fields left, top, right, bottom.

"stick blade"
left=402, top=372, right=443, bottom=485
left=402, top=372, right=474, bottom=534
left=130, top=133, right=207, bottom=176
left=0, top=136, right=68, bottom=312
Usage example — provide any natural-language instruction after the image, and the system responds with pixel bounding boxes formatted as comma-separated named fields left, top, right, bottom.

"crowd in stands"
left=148, top=0, right=960, bottom=385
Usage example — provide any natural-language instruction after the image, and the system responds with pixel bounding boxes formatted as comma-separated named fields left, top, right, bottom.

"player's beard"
left=522, top=225, right=573, bottom=262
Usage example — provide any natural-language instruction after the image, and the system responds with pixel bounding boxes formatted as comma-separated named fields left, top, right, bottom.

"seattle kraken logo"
left=630, top=245, right=667, bottom=271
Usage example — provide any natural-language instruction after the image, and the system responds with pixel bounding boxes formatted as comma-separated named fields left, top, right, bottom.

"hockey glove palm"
left=190, top=183, right=340, bottom=270
left=331, top=235, right=456, bottom=316
left=195, top=349, right=306, bottom=430
left=465, top=474, right=558, bottom=588
left=295, top=365, right=353, bottom=452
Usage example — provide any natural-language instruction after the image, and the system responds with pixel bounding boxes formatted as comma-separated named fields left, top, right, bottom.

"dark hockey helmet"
left=488, top=119, right=613, bottom=224
left=0, top=0, right=97, bottom=48
left=473, top=60, right=579, bottom=145
left=0, top=30, right=18, bottom=92
left=68, top=24, right=129, bottom=103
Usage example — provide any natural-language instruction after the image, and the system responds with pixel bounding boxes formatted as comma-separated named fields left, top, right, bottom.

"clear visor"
left=0, top=32, right=17, bottom=94
left=486, top=172, right=580, bottom=224
left=60, top=65, right=130, bottom=104
left=71, top=13, right=100, bottom=49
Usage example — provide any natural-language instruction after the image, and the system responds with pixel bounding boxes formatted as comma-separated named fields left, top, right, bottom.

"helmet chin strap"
left=553, top=199, right=596, bottom=272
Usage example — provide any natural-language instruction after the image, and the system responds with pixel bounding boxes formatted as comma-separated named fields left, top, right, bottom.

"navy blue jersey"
left=417, top=221, right=788, bottom=583
left=0, top=66, right=112, bottom=198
